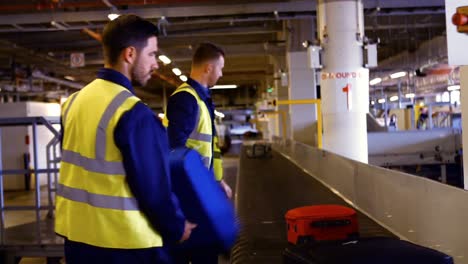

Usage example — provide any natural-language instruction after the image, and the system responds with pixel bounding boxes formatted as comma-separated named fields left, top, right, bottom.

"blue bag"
left=169, top=147, right=239, bottom=251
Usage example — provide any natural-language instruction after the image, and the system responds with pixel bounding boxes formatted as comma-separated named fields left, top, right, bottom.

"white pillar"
left=318, top=0, right=369, bottom=163
left=460, top=66, right=468, bottom=189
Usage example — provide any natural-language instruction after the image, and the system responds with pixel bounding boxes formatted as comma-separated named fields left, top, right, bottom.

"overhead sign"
left=446, top=0, right=468, bottom=65
left=320, top=69, right=369, bottom=114
left=70, top=53, right=85, bottom=68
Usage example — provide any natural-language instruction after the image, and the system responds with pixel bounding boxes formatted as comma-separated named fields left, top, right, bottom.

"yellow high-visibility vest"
left=55, top=79, right=163, bottom=249
left=164, top=84, right=223, bottom=181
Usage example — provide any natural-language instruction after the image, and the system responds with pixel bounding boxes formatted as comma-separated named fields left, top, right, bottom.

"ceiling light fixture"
left=378, top=98, right=386, bottom=104
left=158, top=55, right=171, bottom=65
left=211, top=85, right=238, bottom=89
left=369, top=77, right=382, bottom=85
left=172, top=68, right=182, bottom=76
left=108, top=13, right=120, bottom=21
left=104, top=1, right=120, bottom=21
left=179, top=75, right=188, bottom=82
left=405, top=93, right=415, bottom=98
left=389, top=96, right=399, bottom=102
left=390, top=71, right=407, bottom=79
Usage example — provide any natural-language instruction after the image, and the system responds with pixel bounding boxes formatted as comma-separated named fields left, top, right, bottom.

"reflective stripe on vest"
left=57, top=183, right=138, bottom=211
left=95, top=91, right=133, bottom=159
left=62, top=92, right=79, bottom=125
left=61, top=149, right=125, bottom=175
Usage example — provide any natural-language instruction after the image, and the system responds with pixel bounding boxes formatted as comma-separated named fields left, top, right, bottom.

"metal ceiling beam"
left=0, top=24, right=102, bottom=33
left=0, top=0, right=445, bottom=26
left=167, top=25, right=281, bottom=37
left=0, top=1, right=315, bottom=25
left=363, top=0, right=444, bottom=8
left=0, top=39, right=67, bottom=67
left=364, top=22, right=446, bottom=30
left=366, top=9, right=445, bottom=16
left=32, top=71, right=84, bottom=90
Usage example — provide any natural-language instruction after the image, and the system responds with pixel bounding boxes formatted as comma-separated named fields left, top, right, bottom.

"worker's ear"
left=122, top=46, right=137, bottom=65
left=204, top=62, right=213, bottom=74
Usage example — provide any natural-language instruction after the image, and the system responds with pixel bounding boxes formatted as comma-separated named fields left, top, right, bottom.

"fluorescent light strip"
left=389, top=96, right=398, bottom=102
left=390, top=71, right=407, bottom=79
left=158, top=55, right=171, bottom=65
left=211, top=85, right=238, bottom=89
left=378, top=98, right=386, bottom=104
left=179, top=75, right=188, bottom=82
left=172, top=68, right=182, bottom=76
left=369, top=77, right=382, bottom=86
left=405, top=93, right=415, bottom=99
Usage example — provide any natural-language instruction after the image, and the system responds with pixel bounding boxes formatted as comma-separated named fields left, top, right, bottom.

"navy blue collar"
left=187, top=78, right=211, bottom=101
left=97, top=68, right=134, bottom=94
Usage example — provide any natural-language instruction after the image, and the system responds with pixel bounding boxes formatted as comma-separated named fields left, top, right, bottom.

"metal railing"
left=0, top=116, right=60, bottom=247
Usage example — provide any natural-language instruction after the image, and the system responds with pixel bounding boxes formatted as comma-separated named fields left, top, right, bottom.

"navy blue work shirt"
left=166, top=78, right=215, bottom=169
left=62, top=68, right=185, bottom=246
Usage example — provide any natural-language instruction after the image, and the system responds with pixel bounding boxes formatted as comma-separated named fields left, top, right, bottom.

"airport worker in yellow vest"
left=55, top=14, right=196, bottom=264
left=164, top=42, right=232, bottom=264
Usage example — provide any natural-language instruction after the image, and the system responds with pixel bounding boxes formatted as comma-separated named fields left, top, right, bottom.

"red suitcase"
left=285, top=205, right=359, bottom=244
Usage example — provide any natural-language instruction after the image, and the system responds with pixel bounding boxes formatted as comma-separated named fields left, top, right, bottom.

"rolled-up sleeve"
left=114, top=102, right=185, bottom=244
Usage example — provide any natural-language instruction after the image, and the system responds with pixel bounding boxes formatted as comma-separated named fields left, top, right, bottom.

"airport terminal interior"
left=0, top=0, right=467, bottom=263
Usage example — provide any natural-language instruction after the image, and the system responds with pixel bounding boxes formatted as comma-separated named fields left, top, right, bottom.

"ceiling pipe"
left=0, top=0, right=217, bottom=12
left=102, top=0, right=115, bottom=8
left=0, top=1, right=444, bottom=15
left=82, top=28, right=103, bottom=42
left=32, top=71, right=84, bottom=90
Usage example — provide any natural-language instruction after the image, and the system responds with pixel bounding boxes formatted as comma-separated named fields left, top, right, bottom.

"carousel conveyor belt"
left=231, top=146, right=396, bottom=264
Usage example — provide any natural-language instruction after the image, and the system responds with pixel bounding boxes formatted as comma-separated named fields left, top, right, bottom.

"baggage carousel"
left=231, top=145, right=396, bottom=264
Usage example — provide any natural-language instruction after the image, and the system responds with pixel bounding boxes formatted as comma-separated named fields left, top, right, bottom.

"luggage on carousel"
left=282, top=237, right=454, bottom=264
left=285, top=205, right=359, bottom=244
left=169, top=147, right=239, bottom=251
left=245, top=142, right=272, bottom=158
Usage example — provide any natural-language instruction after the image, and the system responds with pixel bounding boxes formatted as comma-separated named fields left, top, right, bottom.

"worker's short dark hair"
left=102, top=14, right=159, bottom=65
left=192, top=42, right=225, bottom=66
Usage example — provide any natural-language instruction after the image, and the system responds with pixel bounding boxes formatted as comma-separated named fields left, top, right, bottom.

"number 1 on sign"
left=342, top=84, right=352, bottom=111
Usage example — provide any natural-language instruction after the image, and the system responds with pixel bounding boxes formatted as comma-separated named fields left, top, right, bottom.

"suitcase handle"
left=311, top=219, right=351, bottom=228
